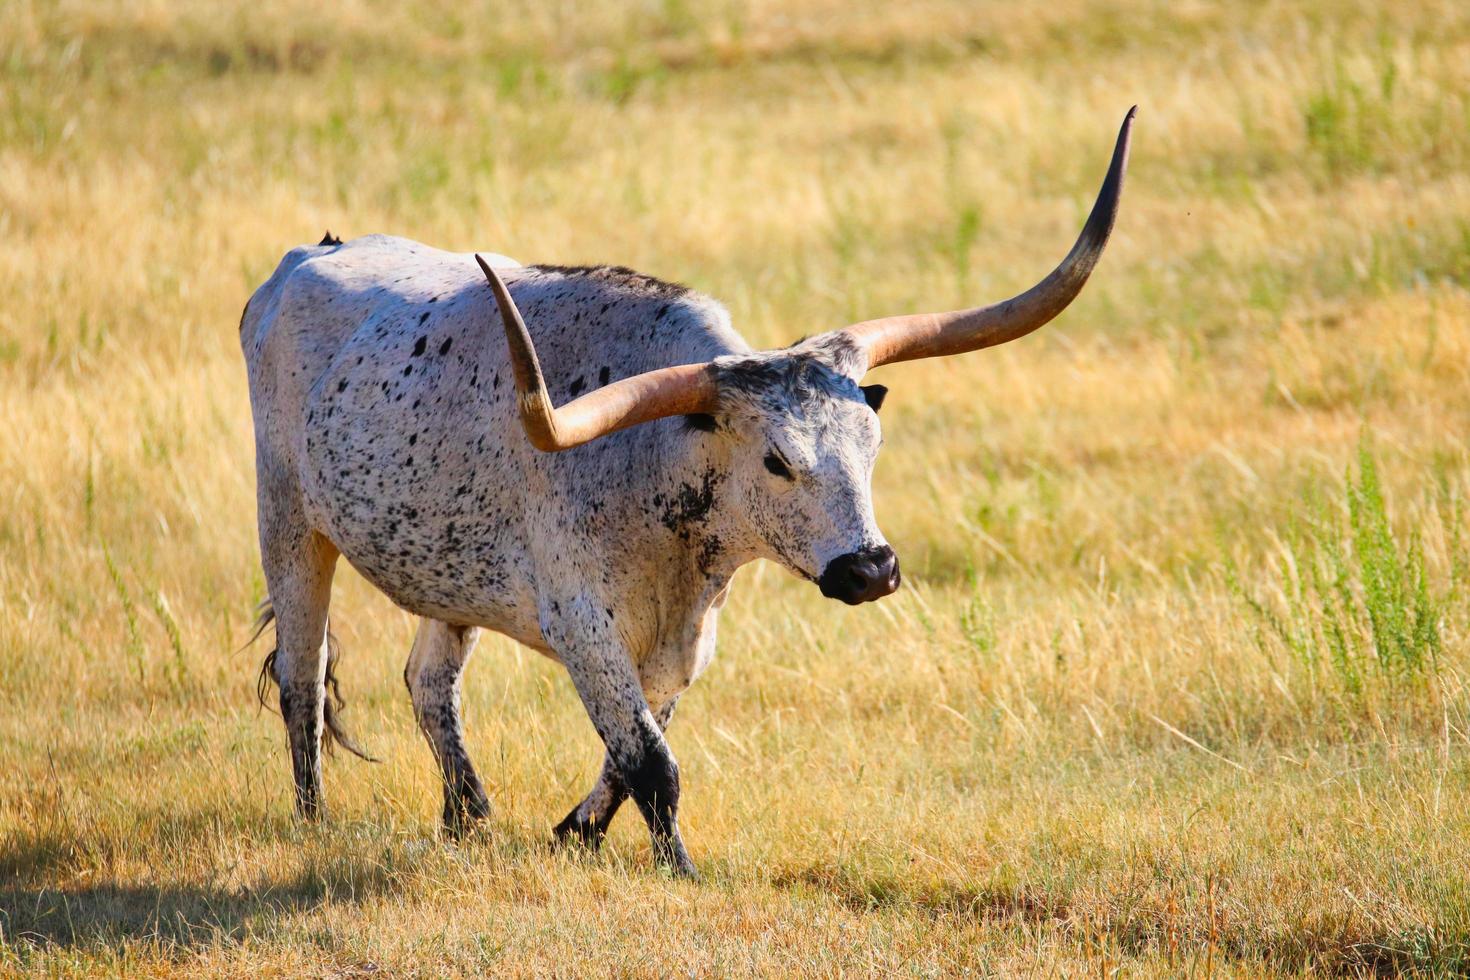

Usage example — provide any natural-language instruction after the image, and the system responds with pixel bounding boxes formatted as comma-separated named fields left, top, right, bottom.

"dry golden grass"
left=3, top=0, right=1470, bottom=975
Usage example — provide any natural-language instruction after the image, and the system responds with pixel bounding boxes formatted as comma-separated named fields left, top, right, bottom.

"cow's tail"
left=249, top=598, right=377, bottom=762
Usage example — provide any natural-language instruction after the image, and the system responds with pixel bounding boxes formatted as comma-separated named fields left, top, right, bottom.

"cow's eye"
left=763, top=452, right=794, bottom=480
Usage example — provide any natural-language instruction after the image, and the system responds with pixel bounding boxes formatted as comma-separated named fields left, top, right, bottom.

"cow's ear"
left=685, top=413, right=718, bottom=432
left=861, top=384, right=888, bottom=412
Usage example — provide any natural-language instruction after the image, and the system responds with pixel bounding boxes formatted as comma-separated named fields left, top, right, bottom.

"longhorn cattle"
left=242, top=110, right=1134, bottom=876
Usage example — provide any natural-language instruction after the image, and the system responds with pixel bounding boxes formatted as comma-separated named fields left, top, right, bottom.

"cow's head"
left=697, top=334, right=898, bottom=603
left=477, top=108, right=1134, bottom=605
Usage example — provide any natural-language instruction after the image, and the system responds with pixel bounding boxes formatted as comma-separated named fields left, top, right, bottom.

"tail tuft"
left=322, top=630, right=377, bottom=762
left=249, top=598, right=376, bottom=762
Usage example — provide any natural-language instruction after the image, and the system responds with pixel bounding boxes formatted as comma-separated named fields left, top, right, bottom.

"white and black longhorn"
left=241, top=109, right=1135, bottom=876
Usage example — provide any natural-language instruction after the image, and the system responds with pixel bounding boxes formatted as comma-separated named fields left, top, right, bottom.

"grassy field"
left=3, top=0, right=1470, bottom=974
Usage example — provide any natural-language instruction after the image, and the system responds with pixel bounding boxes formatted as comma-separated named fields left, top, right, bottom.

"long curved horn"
left=841, top=107, right=1136, bottom=370
left=476, top=255, right=720, bottom=452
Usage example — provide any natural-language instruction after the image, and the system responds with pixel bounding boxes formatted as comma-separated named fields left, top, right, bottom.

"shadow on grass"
left=0, top=875, right=379, bottom=953
left=0, top=812, right=408, bottom=955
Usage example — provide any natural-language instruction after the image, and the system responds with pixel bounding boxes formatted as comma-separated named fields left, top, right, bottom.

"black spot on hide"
left=661, top=469, right=719, bottom=539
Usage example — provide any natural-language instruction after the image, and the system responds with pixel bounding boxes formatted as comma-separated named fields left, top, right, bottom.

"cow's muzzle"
left=818, top=546, right=901, bottom=605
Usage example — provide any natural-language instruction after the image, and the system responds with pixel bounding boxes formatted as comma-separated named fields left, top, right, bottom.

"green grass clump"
left=1230, top=440, right=1447, bottom=696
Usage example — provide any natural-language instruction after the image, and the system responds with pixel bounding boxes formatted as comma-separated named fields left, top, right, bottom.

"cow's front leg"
left=554, top=699, right=679, bottom=849
left=550, top=606, right=696, bottom=877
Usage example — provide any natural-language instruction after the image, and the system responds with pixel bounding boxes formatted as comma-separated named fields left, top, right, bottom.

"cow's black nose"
left=818, top=546, right=901, bottom=605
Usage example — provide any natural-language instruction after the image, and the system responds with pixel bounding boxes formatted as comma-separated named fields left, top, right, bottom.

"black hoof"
left=653, top=839, right=700, bottom=880
left=666, top=860, right=700, bottom=881
left=552, top=807, right=608, bottom=850
left=442, top=786, right=491, bottom=840
left=294, top=795, right=325, bottom=822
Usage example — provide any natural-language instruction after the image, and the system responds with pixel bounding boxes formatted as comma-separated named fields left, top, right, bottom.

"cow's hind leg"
left=405, top=618, right=490, bottom=837
left=553, top=698, right=678, bottom=849
left=258, top=529, right=340, bottom=819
